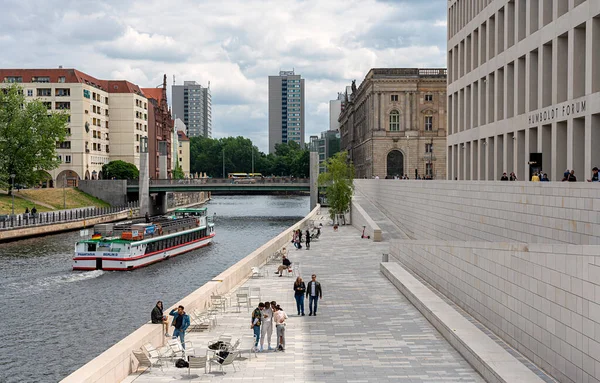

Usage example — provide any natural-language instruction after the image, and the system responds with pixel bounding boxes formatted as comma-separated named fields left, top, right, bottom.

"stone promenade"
left=123, top=218, right=484, bottom=383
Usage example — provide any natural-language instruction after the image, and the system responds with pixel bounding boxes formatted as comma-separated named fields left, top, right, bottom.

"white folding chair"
left=208, top=351, right=240, bottom=374
left=166, top=338, right=195, bottom=360
left=238, top=335, right=258, bottom=359
left=132, top=349, right=163, bottom=372
left=248, top=287, right=261, bottom=306
left=188, top=354, right=208, bottom=375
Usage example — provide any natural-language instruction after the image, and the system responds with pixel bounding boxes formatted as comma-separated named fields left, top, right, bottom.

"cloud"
left=0, top=0, right=449, bottom=152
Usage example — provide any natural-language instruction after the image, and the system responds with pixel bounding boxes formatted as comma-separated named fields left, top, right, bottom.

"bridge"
left=126, top=178, right=311, bottom=194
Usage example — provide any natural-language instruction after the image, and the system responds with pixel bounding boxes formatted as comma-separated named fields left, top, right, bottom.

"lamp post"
left=222, top=149, right=225, bottom=178
left=251, top=146, right=254, bottom=175
left=10, top=174, right=15, bottom=216
left=63, top=174, right=67, bottom=209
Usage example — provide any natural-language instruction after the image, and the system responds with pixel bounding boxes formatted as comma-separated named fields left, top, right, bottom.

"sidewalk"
left=124, top=219, right=484, bottom=383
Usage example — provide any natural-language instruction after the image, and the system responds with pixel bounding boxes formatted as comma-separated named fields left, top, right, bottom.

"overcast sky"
left=0, top=0, right=447, bottom=153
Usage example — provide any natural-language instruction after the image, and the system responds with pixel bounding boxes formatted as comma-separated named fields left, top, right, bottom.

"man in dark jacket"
left=151, top=301, right=169, bottom=337
left=169, top=305, right=191, bottom=348
left=306, top=274, right=323, bottom=316
left=275, top=255, right=292, bottom=277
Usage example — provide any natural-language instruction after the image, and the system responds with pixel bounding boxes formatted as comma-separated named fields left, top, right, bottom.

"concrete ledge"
left=61, top=204, right=321, bottom=383
left=381, top=261, right=543, bottom=383
left=0, top=211, right=131, bottom=242
left=351, top=199, right=382, bottom=241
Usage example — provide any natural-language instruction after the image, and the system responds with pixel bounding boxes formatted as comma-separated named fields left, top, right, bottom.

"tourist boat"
left=72, top=208, right=215, bottom=271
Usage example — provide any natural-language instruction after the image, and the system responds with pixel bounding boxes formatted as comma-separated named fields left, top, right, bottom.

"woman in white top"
left=273, top=305, right=288, bottom=351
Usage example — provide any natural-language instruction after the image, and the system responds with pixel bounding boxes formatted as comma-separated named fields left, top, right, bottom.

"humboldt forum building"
left=447, top=0, right=600, bottom=181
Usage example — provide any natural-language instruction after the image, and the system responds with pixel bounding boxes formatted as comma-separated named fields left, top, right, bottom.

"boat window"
left=87, top=243, right=97, bottom=251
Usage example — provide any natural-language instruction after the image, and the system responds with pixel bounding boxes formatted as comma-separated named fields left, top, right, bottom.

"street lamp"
left=251, top=146, right=255, bottom=176
left=63, top=174, right=67, bottom=209
left=10, top=174, right=15, bottom=216
left=222, top=149, right=225, bottom=178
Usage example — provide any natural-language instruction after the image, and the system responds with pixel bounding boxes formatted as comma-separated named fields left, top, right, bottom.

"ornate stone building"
left=339, top=68, right=447, bottom=179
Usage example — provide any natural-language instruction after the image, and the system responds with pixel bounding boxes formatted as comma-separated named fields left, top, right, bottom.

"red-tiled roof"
left=0, top=68, right=144, bottom=95
left=177, top=130, right=190, bottom=141
left=141, top=88, right=162, bottom=102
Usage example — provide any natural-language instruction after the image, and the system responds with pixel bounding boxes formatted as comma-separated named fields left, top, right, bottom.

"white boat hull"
left=73, top=233, right=215, bottom=271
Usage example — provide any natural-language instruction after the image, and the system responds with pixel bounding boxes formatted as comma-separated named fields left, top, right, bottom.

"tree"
left=172, top=159, right=185, bottom=179
left=318, top=151, right=355, bottom=222
left=102, top=160, right=139, bottom=180
left=0, top=85, right=68, bottom=194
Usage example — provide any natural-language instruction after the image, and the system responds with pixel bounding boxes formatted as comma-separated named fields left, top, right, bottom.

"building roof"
left=0, top=68, right=146, bottom=96
left=177, top=130, right=190, bottom=141
left=141, top=88, right=163, bottom=102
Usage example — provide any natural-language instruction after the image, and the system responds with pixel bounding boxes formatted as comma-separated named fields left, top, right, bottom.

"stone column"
left=138, top=138, right=150, bottom=218
left=379, top=92, right=385, bottom=130
left=373, top=93, right=379, bottom=131
left=309, top=151, right=319, bottom=210
left=404, top=92, right=410, bottom=130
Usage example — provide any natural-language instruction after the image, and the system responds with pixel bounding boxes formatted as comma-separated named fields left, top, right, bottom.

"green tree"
left=318, top=151, right=355, bottom=222
left=0, top=85, right=68, bottom=194
left=172, top=159, right=185, bottom=179
left=102, top=160, right=139, bottom=180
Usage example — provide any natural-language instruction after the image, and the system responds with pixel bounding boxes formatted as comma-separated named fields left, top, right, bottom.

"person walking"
left=273, top=305, right=288, bottom=351
left=259, top=301, right=273, bottom=351
left=169, top=305, right=190, bottom=348
left=293, top=277, right=306, bottom=316
left=251, top=302, right=264, bottom=352
left=306, top=274, right=323, bottom=316
left=305, top=228, right=311, bottom=250
left=151, top=301, right=169, bottom=337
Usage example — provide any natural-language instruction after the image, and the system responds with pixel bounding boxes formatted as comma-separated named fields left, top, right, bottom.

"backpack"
left=208, top=340, right=225, bottom=350
left=175, top=358, right=189, bottom=368
left=252, top=308, right=262, bottom=326
left=217, top=351, right=230, bottom=363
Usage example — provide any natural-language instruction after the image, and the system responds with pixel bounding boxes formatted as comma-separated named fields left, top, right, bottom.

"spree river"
left=0, top=195, right=308, bottom=383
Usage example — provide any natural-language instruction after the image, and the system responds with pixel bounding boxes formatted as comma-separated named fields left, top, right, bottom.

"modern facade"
left=447, top=0, right=600, bottom=182
left=177, top=130, right=191, bottom=177
left=317, top=130, right=341, bottom=173
left=339, top=68, right=447, bottom=179
left=0, top=68, right=148, bottom=186
left=142, top=75, right=174, bottom=180
left=173, top=118, right=186, bottom=170
left=172, top=81, right=212, bottom=138
left=268, top=70, right=305, bottom=153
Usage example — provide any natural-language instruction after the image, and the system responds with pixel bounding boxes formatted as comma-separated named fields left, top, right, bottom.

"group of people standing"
left=292, top=228, right=311, bottom=250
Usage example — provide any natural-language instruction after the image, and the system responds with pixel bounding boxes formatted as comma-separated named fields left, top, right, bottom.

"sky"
left=0, top=0, right=448, bottom=153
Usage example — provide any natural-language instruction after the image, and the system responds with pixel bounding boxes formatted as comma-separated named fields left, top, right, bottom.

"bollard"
left=382, top=253, right=389, bottom=262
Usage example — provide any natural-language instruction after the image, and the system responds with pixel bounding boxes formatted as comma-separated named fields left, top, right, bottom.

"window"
left=37, top=88, right=51, bottom=97
left=389, top=110, right=400, bottom=131
left=26, top=89, right=33, bottom=97
left=32, top=76, right=50, bottom=83
left=58, top=76, right=66, bottom=83
left=426, top=162, right=433, bottom=177
left=4, top=76, right=22, bottom=83
left=55, top=102, right=70, bottom=110
left=65, top=128, right=71, bottom=136
left=425, top=94, right=433, bottom=102
left=425, top=143, right=433, bottom=153
left=65, top=155, right=72, bottom=163
left=56, top=89, right=70, bottom=97
left=57, top=141, right=71, bottom=149
left=425, top=116, right=433, bottom=131
left=391, top=95, right=399, bottom=102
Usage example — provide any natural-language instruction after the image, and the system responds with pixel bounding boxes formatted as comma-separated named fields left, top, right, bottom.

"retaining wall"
left=0, top=211, right=130, bottom=242
left=350, top=199, right=382, bottom=241
left=390, top=240, right=600, bottom=383
left=78, top=180, right=128, bottom=206
left=61, top=204, right=321, bottom=383
left=355, top=180, right=600, bottom=245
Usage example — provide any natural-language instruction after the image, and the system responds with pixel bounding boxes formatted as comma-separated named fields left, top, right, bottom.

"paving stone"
left=123, top=215, right=483, bottom=383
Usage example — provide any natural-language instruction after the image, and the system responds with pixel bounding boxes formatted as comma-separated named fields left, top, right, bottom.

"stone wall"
left=350, top=199, right=382, bottom=241
left=167, top=192, right=209, bottom=209
left=355, top=180, right=600, bottom=245
left=78, top=180, right=128, bottom=206
left=390, top=241, right=600, bottom=383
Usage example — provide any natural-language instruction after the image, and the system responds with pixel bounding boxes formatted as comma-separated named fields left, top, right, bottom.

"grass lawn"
left=0, top=194, right=52, bottom=215
left=15, top=188, right=110, bottom=210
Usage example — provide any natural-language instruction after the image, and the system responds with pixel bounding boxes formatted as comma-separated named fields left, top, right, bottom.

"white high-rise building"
left=329, top=92, right=345, bottom=131
left=447, top=0, right=600, bottom=182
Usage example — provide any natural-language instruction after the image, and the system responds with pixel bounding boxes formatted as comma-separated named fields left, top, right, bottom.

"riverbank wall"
left=0, top=210, right=131, bottom=242
left=61, top=204, right=321, bottom=383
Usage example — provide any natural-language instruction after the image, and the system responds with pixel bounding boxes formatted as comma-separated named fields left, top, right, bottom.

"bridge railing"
left=0, top=201, right=139, bottom=231
left=128, top=177, right=310, bottom=186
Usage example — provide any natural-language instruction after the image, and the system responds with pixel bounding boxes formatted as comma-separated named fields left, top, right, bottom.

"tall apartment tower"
left=172, top=80, right=212, bottom=138
left=447, top=0, right=600, bottom=183
left=268, top=70, right=305, bottom=153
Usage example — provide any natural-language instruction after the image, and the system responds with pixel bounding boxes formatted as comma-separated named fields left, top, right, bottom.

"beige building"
left=339, top=68, right=447, bottom=179
left=177, top=130, right=191, bottom=177
left=447, top=0, right=600, bottom=181
left=0, top=69, right=148, bottom=185
left=107, top=84, right=148, bottom=169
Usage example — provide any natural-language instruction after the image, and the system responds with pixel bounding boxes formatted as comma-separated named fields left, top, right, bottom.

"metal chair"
left=132, top=349, right=163, bottom=372
left=188, top=354, right=208, bottom=375
left=248, top=287, right=261, bottom=306
left=208, top=351, right=240, bottom=374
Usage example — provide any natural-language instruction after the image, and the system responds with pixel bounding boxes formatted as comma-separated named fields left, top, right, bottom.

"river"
left=0, top=195, right=309, bottom=383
